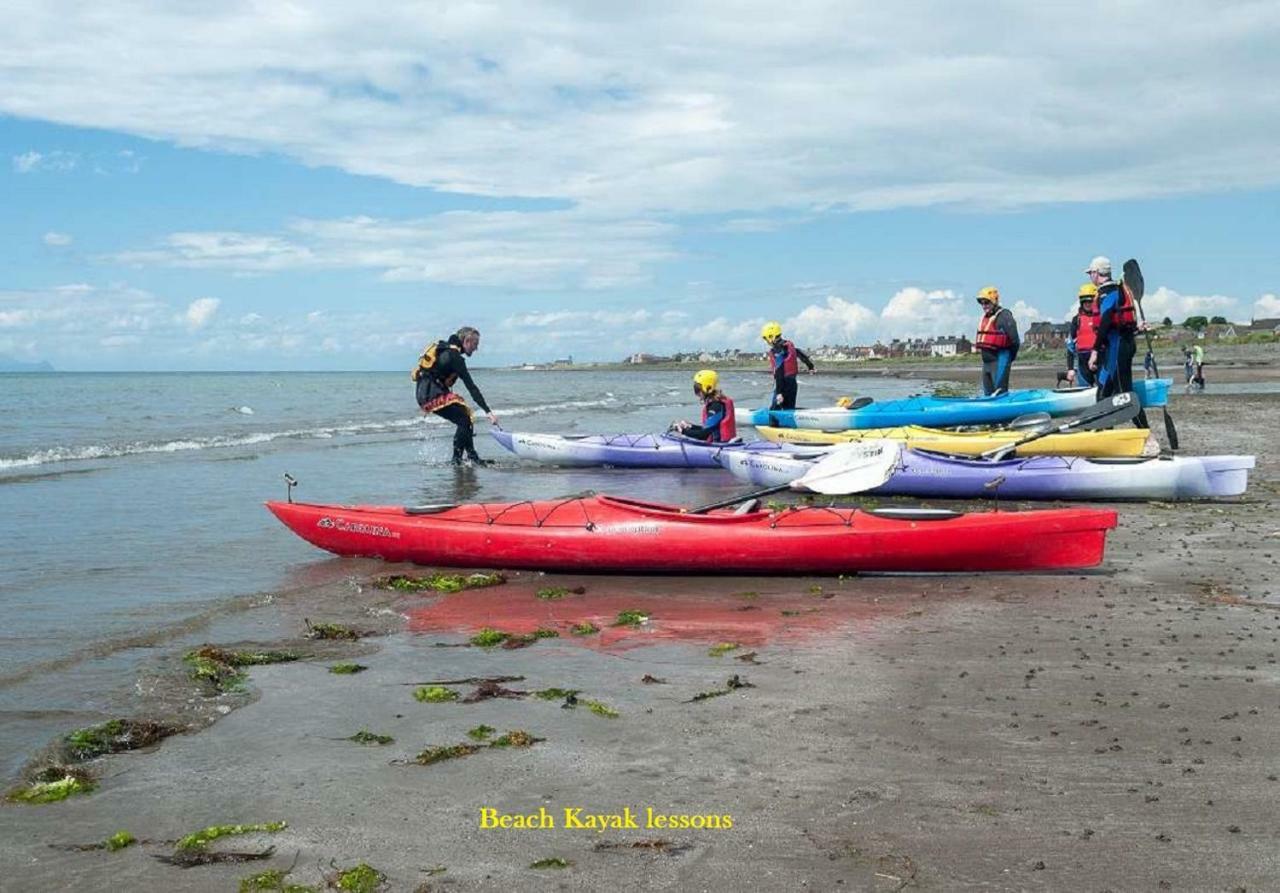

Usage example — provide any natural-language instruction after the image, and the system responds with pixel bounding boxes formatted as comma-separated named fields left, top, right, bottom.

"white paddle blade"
left=794, top=440, right=900, bottom=495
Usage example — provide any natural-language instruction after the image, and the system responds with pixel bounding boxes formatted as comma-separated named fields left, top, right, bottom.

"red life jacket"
left=1106, top=283, right=1138, bottom=331
left=1075, top=307, right=1100, bottom=352
left=768, top=341, right=799, bottom=376
left=702, top=394, right=737, bottom=442
left=975, top=309, right=1013, bottom=351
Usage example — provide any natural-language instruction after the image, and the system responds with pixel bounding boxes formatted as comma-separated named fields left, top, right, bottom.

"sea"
left=0, top=368, right=932, bottom=776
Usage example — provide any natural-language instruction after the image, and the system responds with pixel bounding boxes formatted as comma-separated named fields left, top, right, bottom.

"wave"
left=0, top=397, right=621, bottom=471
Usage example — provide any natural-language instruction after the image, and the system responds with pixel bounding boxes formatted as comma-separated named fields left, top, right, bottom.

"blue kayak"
left=738, top=380, right=1171, bottom=430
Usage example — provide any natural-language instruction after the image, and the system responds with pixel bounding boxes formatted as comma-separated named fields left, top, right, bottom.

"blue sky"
left=2, top=2, right=1278, bottom=370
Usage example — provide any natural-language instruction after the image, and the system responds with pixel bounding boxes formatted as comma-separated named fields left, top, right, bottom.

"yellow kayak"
left=753, top=424, right=1158, bottom=457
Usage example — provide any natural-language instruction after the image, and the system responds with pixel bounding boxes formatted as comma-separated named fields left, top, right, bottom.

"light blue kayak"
left=738, top=379, right=1171, bottom=430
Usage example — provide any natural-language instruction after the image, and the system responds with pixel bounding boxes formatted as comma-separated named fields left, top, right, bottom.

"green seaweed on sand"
left=304, top=620, right=364, bottom=640
left=238, top=867, right=317, bottom=892
left=64, top=718, right=180, bottom=760
left=570, top=622, right=599, bottom=636
left=376, top=572, right=505, bottom=593
left=467, top=724, right=496, bottom=741
left=489, top=730, right=543, bottom=748
left=105, top=830, right=136, bottom=851
left=686, top=675, right=755, bottom=703
left=333, top=863, right=386, bottom=892
left=707, top=642, right=740, bottom=657
left=582, top=699, right=620, bottom=719
left=930, top=381, right=968, bottom=397
left=176, top=821, right=287, bottom=851
left=808, top=584, right=824, bottom=595
left=536, top=585, right=586, bottom=600
left=612, top=610, right=648, bottom=627
left=348, top=730, right=394, bottom=746
left=469, top=627, right=507, bottom=647
left=530, top=857, right=572, bottom=869
left=185, top=646, right=299, bottom=693
left=414, top=685, right=459, bottom=703
left=413, top=743, right=481, bottom=765
left=329, top=663, right=367, bottom=675
left=502, top=627, right=560, bottom=648
left=6, top=767, right=96, bottom=804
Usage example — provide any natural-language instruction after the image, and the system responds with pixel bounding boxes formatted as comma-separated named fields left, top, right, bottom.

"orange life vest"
left=702, top=394, right=737, bottom=442
left=975, top=309, right=1013, bottom=351
left=1075, top=308, right=1100, bottom=352
left=1111, top=283, right=1138, bottom=331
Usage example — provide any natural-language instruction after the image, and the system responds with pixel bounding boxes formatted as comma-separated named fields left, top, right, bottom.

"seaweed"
left=612, top=610, right=648, bottom=627
left=707, top=642, right=740, bottom=657
left=329, top=663, right=367, bottom=675
left=641, top=674, right=667, bottom=684
left=414, top=686, right=459, bottom=703
left=530, top=857, right=572, bottom=869
left=570, top=622, right=600, bottom=636
left=6, top=767, right=96, bottom=804
left=533, top=687, right=580, bottom=701
left=375, top=572, right=505, bottom=593
left=105, top=830, right=136, bottom=851
left=489, top=730, right=542, bottom=748
left=304, top=620, right=364, bottom=640
left=332, top=863, right=386, bottom=892
left=686, top=675, right=755, bottom=703
left=461, top=681, right=527, bottom=702
left=185, top=645, right=299, bottom=693
left=402, top=675, right=524, bottom=686
left=468, top=627, right=507, bottom=647
left=348, top=730, right=394, bottom=746
left=63, top=718, right=181, bottom=761
left=594, top=838, right=690, bottom=855
left=536, top=585, right=586, bottom=600
left=239, top=867, right=317, bottom=892
left=413, top=743, right=481, bottom=765
left=157, top=847, right=276, bottom=867
left=466, top=725, right=496, bottom=741
left=582, top=699, right=620, bottom=719
left=176, top=821, right=287, bottom=851
left=501, top=627, right=560, bottom=649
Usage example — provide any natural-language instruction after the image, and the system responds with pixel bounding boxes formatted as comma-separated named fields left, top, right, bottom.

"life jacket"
left=975, top=309, right=1013, bottom=351
left=702, top=394, right=737, bottom=442
left=1075, top=307, right=1100, bottom=352
left=1100, top=282, right=1138, bottom=333
left=770, top=341, right=799, bottom=376
left=411, top=339, right=459, bottom=388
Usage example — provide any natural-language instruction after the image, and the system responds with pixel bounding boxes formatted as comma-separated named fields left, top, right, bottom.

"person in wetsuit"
left=761, top=322, right=814, bottom=409
left=672, top=369, right=737, bottom=443
left=1086, top=255, right=1149, bottom=428
left=974, top=286, right=1020, bottom=395
left=1069, top=282, right=1100, bottom=387
left=412, top=326, right=499, bottom=465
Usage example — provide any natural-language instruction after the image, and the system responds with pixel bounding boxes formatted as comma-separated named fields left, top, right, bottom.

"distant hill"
left=0, top=357, right=55, bottom=372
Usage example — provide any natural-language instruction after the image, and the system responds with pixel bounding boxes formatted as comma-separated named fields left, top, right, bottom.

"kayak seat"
left=733, top=499, right=761, bottom=515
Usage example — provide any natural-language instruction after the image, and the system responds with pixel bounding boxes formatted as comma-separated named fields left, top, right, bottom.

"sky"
left=2, top=1, right=1278, bottom=371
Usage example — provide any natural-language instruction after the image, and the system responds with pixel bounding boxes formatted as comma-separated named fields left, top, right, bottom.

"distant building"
left=1025, top=321, right=1069, bottom=349
left=929, top=335, right=971, bottom=357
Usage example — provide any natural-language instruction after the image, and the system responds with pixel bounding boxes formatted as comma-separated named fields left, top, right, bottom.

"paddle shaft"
left=981, top=392, right=1141, bottom=460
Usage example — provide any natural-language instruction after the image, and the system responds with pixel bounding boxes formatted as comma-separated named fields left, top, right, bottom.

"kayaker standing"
left=973, top=286, right=1020, bottom=396
left=672, top=369, right=738, bottom=442
left=412, top=326, right=499, bottom=466
left=761, top=322, right=815, bottom=409
left=1086, top=255, right=1149, bottom=427
left=1070, top=283, right=1100, bottom=387
left=1192, top=343, right=1205, bottom=389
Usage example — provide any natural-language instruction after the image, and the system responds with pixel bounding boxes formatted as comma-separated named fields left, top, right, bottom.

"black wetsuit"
left=680, top=398, right=730, bottom=442
left=770, top=342, right=814, bottom=409
left=414, top=335, right=492, bottom=462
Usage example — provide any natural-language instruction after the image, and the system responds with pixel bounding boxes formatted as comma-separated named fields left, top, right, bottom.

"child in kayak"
left=412, top=326, right=499, bottom=465
left=761, top=322, right=815, bottom=408
left=672, top=369, right=738, bottom=442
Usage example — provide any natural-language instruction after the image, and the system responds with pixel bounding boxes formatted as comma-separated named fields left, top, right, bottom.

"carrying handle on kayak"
left=283, top=472, right=298, bottom=504
left=979, top=392, right=1141, bottom=462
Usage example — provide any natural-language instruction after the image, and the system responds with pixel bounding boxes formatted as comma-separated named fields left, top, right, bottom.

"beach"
left=1, top=372, right=1278, bottom=890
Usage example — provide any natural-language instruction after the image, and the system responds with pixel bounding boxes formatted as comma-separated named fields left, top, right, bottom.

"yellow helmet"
left=976, top=286, right=1000, bottom=304
left=760, top=321, right=783, bottom=342
left=693, top=369, right=719, bottom=394
left=1077, top=283, right=1098, bottom=300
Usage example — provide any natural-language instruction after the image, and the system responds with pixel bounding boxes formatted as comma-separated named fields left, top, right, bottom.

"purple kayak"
left=716, top=442, right=1254, bottom=501
left=489, top=429, right=809, bottom=468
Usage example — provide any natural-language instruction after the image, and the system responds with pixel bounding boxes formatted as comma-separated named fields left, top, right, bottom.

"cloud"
left=1140, top=286, right=1240, bottom=323
left=1, top=4, right=1277, bottom=214
left=109, top=211, right=678, bottom=289
left=1253, top=294, right=1280, bottom=319
left=184, top=297, right=220, bottom=329
left=11, top=150, right=78, bottom=173
left=42, top=231, right=73, bottom=246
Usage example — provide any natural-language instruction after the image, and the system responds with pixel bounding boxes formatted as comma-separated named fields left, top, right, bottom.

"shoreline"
left=2, top=387, right=1278, bottom=890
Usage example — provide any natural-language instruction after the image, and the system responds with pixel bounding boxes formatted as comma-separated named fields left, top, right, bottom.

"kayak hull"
left=754, top=424, right=1157, bottom=458
left=491, top=430, right=785, bottom=468
left=718, top=447, right=1254, bottom=501
left=739, top=379, right=1172, bottom=430
left=266, top=496, right=1117, bottom=573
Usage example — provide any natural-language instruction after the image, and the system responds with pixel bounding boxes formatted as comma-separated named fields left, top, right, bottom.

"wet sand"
left=2, top=390, right=1278, bottom=891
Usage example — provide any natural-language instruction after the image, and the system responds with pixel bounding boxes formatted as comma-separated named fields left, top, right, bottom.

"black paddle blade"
left=1164, top=407, right=1179, bottom=451
left=1123, top=258, right=1145, bottom=303
left=981, top=391, right=1142, bottom=460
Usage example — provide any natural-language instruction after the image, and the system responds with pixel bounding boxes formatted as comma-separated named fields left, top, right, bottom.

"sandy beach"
left=2, top=388, right=1278, bottom=892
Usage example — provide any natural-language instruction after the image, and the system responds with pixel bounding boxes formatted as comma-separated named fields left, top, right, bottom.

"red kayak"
left=266, top=495, right=1117, bottom=574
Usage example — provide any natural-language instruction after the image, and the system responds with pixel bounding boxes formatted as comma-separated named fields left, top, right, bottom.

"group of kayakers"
left=412, top=253, right=1151, bottom=461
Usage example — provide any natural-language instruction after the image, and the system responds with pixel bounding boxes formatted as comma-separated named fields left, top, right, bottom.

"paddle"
left=1123, top=258, right=1180, bottom=450
left=688, top=440, right=899, bottom=513
left=1007, top=412, right=1051, bottom=429
left=979, top=391, right=1142, bottom=461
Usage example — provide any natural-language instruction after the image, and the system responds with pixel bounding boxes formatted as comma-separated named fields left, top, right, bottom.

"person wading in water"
left=412, top=326, right=499, bottom=465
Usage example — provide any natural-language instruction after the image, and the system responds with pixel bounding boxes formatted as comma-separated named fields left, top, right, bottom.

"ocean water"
left=0, top=368, right=927, bottom=774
